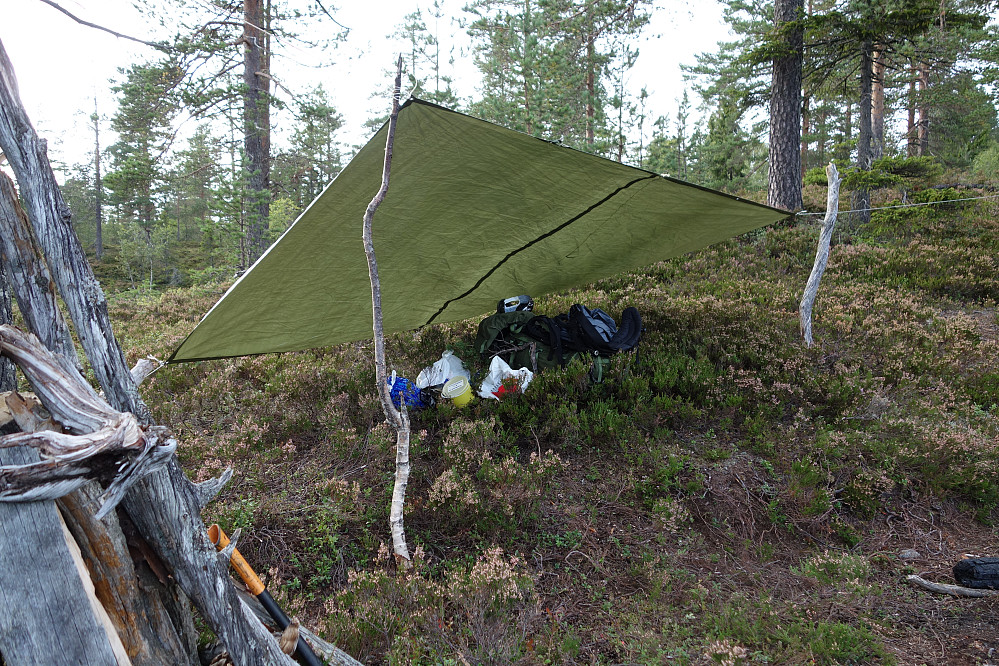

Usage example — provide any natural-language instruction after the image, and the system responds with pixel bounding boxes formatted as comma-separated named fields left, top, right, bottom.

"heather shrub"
left=106, top=198, right=999, bottom=664
left=322, top=544, right=536, bottom=665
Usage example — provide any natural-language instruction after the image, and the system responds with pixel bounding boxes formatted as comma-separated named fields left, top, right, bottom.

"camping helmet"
left=498, top=294, right=534, bottom=313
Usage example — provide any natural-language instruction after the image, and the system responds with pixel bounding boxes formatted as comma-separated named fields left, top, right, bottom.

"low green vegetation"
left=115, top=196, right=999, bottom=664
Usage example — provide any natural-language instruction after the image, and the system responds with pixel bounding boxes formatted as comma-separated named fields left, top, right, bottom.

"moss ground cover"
left=119, top=198, right=999, bottom=664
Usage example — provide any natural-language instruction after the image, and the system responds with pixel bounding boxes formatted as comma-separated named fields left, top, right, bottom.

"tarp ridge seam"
left=423, top=173, right=659, bottom=327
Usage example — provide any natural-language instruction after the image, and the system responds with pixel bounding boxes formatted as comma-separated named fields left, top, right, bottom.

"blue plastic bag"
left=387, top=375, right=429, bottom=410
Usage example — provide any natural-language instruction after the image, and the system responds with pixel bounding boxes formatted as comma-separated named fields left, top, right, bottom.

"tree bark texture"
left=0, top=264, right=13, bottom=391
left=907, top=66, right=917, bottom=157
left=0, top=38, right=299, bottom=666
left=59, top=488, right=198, bottom=665
left=1, top=171, right=192, bottom=664
left=0, top=444, right=126, bottom=666
left=871, top=48, right=886, bottom=162
left=0, top=42, right=148, bottom=424
left=916, top=61, right=930, bottom=156
left=800, top=92, right=810, bottom=178
left=767, top=0, right=804, bottom=211
left=799, top=162, right=841, bottom=348
left=851, top=41, right=873, bottom=226
left=585, top=34, right=595, bottom=146
left=362, top=58, right=412, bottom=567
left=243, top=0, right=271, bottom=265
left=0, top=172, right=81, bottom=370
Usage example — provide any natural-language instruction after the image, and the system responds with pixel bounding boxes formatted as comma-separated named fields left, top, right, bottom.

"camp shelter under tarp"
left=169, top=98, right=790, bottom=363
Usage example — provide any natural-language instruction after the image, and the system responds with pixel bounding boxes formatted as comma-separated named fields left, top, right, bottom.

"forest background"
left=5, top=0, right=997, bottom=289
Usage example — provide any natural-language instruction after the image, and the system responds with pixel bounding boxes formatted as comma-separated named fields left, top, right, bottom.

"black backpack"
left=475, top=304, right=643, bottom=381
left=568, top=305, right=643, bottom=356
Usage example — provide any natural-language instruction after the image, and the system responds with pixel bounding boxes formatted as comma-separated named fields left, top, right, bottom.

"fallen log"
left=905, top=574, right=999, bottom=598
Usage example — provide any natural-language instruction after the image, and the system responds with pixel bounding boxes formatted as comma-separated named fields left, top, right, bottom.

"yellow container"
left=442, top=376, right=473, bottom=407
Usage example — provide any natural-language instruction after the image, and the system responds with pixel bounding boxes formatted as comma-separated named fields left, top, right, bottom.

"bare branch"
left=362, top=56, right=412, bottom=567
left=130, top=356, right=162, bottom=386
left=0, top=326, right=175, bottom=516
left=194, top=467, right=234, bottom=509
left=34, top=0, right=170, bottom=51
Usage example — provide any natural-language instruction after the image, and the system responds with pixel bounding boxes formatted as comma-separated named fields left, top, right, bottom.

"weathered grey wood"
left=799, top=162, right=841, bottom=348
left=0, top=262, right=13, bottom=390
left=0, top=445, right=121, bottom=665
left=0, top=171, right=81, bottom=371
left=235, top=586, right=364, bottom=666
left=0, top=37, right=299, bottom=666
left=125, top=463, right=298, bottom=666
left=0, top=327, right=175, bottom=512
left=906, top=574, right=999, bottom=598
left=129, top=357, right=160, bottom=386
left=1, top=172, right=194, bottom=662
left=0, top=41, right=148, bottom=424
left=194, top=468, right=233, bottom=509
left=59, top=486, right=197, bottom=666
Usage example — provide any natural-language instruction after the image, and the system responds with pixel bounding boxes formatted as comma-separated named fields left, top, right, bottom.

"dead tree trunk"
left=799, top=162, right=841, bottom=347
left=0, top=172, right=81, bottom=370
left=1, top=170, right=196, bottom=665
left=0, top=264, right=13, bottom=390
left=362, top=58, right=412, bottom=568
left=0, top=443, right=129, bottom=665
left=0, top=37, right=298, bottom=666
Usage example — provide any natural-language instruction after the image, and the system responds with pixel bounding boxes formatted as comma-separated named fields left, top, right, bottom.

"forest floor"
left=113, top=192, right=999, bottom=665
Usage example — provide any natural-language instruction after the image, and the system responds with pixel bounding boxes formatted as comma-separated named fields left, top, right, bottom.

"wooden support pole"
left=362, top=56, right=412, bottom=568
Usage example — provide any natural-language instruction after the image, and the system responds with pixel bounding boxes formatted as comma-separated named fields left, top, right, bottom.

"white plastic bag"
left=478, top=356, right=533, bottom=400
left=416, top=350, right=470, bottom=389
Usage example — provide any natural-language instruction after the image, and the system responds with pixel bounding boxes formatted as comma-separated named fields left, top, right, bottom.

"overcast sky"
left=2, top=0, right=731, bottom=172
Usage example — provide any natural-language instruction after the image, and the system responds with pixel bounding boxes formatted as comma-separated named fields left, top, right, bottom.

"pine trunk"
left=586, top=35, right=595, bottom=146
left=851, top=42, right=873, bottom=226
left=917, top=61, right=930, bottom=156
left=871, top=49, right=885, bottom=161
left=767, top=0, right=804, bottom=211
left=243, top=0, right=271, bottom=266
left=800, top=92, right=810, bottom=178
left=907, top=66, right=917, bottom=157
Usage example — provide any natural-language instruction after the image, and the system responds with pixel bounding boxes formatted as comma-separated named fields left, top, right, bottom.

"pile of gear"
left=388, top=295, right=643, bottom=409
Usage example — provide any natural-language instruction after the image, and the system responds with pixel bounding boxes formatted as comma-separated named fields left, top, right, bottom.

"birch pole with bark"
left=799, top=162, right=842, bottom=347
left=362, top=57, right=412, bottom=568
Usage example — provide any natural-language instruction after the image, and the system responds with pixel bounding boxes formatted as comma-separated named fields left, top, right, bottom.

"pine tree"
left=104, top=60, right=180, bottom=230
left=465, top=0, right=651, bottom=154
left=272, top=86, right=344, bottom=214
left=136, top=0, right=346, bottom=267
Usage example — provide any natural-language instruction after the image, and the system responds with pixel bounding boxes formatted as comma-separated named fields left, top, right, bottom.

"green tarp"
left=169, top=98, right=789, bottom=363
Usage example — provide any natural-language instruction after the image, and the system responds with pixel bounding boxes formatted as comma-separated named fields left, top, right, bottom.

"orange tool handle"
left=207, top=524, right=266, bottom=595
